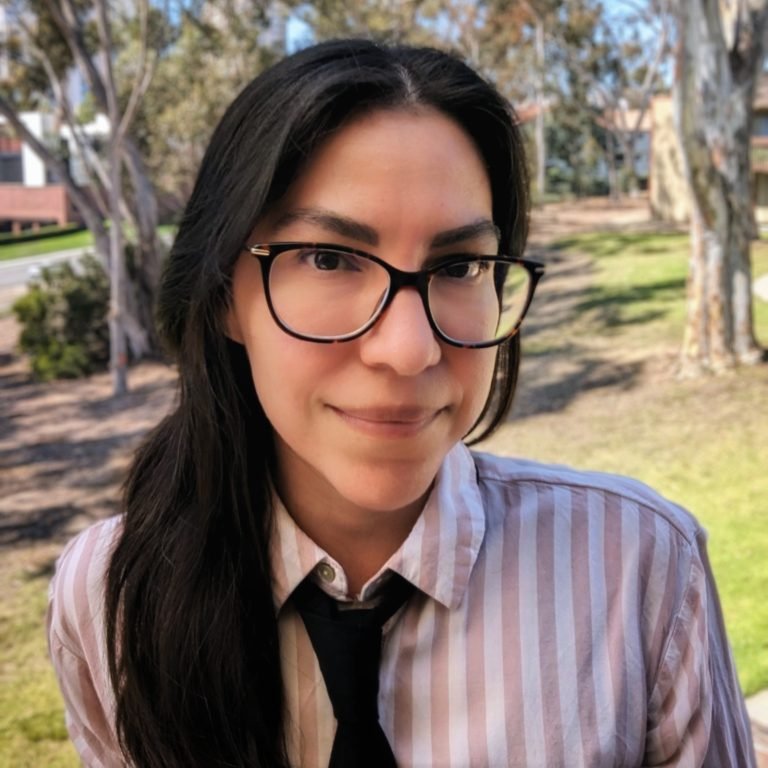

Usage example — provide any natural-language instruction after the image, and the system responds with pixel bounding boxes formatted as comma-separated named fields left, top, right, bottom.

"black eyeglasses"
left=244, top=242, right=545, bottom=348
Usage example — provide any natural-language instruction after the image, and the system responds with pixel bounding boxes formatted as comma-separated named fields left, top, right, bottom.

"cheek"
left=244, top=331, right=302, bottom=406
left=455, top=347, right=498, bottom=420
left=243, top=330, right=335, bottom=424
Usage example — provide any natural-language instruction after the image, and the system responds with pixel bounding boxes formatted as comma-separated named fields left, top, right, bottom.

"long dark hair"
left=105, top=38, right=530, bottom=767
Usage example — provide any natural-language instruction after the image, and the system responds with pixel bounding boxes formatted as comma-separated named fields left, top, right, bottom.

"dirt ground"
left=0, top=196, right=673, bottom=575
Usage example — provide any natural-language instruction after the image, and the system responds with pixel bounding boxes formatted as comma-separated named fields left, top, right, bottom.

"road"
left=0, top=248, right=92, bottom=312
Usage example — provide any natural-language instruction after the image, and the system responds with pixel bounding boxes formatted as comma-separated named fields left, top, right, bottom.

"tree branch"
left=117, top=0, right=158, bottom=143
left=20, top=21, right=111, bottom=217
left=92, top=0, right=119, bottom=122
left=42, top=0, right=110, bottom=111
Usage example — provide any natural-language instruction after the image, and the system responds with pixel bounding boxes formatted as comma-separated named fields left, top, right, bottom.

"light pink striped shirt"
left=48, top=444, right=756, bottom=767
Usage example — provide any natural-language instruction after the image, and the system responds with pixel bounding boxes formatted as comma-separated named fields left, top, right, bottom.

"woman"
left=48, top=39, right=755, bottom=768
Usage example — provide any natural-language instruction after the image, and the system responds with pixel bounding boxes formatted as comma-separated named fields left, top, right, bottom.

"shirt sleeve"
left=47, top=624, right=124, bottom=767
left=46, top=520, right=126, bottom=768
left=644, top=529, right=756, bottom=767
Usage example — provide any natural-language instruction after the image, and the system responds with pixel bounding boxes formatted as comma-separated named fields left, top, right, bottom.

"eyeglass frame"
left=244, top=241, right=545, bottom=349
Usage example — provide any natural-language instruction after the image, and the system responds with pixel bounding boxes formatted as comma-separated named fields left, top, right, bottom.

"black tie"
left=292, top=572, right=415, bottom=768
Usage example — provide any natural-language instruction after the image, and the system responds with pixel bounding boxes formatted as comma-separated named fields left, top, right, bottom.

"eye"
left=439, top=259, right=492, bottom=281
left=298, top=248, right=362, bottom=272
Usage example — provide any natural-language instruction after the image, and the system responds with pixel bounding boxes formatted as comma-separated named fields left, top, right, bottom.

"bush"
left=12, top=255, right=110, bottom=380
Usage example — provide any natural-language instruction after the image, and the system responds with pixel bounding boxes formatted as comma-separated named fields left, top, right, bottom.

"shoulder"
left=48, top=516, right=124, bottom=657
left=470, top=449, right=703, bottom=547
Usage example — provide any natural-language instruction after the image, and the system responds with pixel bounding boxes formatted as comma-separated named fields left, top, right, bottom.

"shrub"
left=12, top=255, right=110, bottom=380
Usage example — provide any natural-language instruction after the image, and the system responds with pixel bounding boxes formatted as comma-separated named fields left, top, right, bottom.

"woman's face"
left=227, top=108, right=498, bottom=533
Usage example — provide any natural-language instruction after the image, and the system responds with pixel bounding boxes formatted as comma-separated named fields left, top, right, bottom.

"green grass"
left=0, top=230, right=95, bottom=261
left=0, top=563, right=80, bottom=767
left=486, top=229, right=768, bottom=696
left=552, top=231, right=691, bottom=346
left=552, top=231, right=768, bottom=348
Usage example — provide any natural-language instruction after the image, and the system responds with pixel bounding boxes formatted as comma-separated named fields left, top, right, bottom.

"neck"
left=276, top=479, right=426, bottom=597
left=292, top=498, right=423, bottom=597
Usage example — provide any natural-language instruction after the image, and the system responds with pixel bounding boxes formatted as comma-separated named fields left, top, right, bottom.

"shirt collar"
left=270, top=442, right=486, bottom=612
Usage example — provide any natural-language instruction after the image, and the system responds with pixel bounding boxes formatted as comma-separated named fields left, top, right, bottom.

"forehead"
left=257, top=107, right=494, bottom=246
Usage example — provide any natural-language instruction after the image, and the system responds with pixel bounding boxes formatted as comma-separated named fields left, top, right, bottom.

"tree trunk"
left=121, top=139, right=161, bottom=358
left=109, top=137, right=128, bottom=395
left=674, top=0, right=767, bottom=373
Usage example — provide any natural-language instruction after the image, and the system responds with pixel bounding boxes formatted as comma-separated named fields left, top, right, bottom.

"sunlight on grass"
left=553, top=232, right=690, bottom=346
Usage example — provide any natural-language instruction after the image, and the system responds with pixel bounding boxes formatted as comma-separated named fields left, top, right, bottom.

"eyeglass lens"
left=267, top=247, right=531, bottom=344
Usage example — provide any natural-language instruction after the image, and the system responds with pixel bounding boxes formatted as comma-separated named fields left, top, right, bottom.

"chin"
left=331, top=460, right=437, bottom=516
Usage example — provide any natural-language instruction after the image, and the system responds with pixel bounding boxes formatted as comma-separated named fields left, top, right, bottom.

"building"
left=0, top=112, right=86, bottom=233
left=0, top=4, right=93, bottom=234
left=598, top=104, right=653, bottom=191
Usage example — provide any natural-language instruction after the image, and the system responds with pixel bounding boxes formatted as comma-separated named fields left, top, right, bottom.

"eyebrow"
left=272, top=208, right=379, bottom=246
left=271, top=207, right=500, bottom=249
left=430, top=221, right=501, bottom=248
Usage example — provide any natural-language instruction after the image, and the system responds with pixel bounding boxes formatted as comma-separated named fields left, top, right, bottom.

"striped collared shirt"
left=48, top=443, right=755, bottom=767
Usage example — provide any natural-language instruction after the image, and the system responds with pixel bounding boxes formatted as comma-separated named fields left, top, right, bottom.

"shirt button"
left=317, top=562, right=336, bottom=583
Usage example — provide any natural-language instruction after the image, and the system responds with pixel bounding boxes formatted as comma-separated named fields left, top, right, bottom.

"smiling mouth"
left=329, top=405, right=443, bottom=436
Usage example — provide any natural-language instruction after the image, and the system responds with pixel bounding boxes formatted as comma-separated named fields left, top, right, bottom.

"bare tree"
left=0, top=0, right=161, bottom=393
left=674, top=0, right=768, bottom=372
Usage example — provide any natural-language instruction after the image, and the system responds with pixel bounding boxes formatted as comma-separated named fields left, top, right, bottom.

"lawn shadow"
left=77, top=374, right=177, bottom=421
left=1, top=357, right=175, bottom=549
left=0, top=353, right=33, bottom=442
left=513, top=352, right=644, bottom=419
left=23, top=558, right=56, bottom=581
left=575, top=277, right=685, bottom=331
left=510, top=241, right=648, bottom=418
left=0, top=503, right=88, bottom=548
left=521, top=248, right=596, bottom=340
left=549, top=231, right=687, bottom=259
left=0, top=430, right=150, bottom=474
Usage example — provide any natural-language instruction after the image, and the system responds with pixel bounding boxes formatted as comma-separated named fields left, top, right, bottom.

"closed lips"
left=328, top=405, right=444, bottom=434
left=331, top=406, right=442, bottom=423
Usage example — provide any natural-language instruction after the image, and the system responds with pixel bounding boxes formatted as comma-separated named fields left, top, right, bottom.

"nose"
left=358, top=287, right=441, bottom=375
